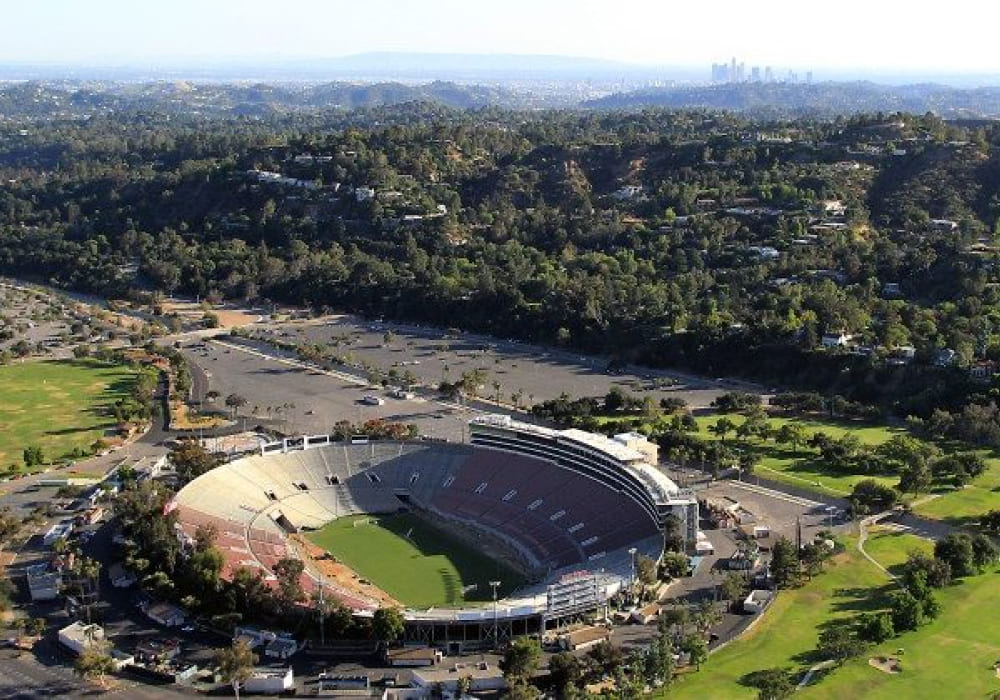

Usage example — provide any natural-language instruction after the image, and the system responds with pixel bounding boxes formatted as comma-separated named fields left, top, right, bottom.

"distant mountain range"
left=584, top=82, right=1000, bottom=118
left=5, top=76, right=1000, bottom=119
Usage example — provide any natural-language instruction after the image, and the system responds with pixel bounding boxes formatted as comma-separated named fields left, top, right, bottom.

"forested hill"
left=0, top=80, right=527, bottom=119
left=584, top=82, right=1000, bottom=118
left=6, top=106, right=1000, bottom=439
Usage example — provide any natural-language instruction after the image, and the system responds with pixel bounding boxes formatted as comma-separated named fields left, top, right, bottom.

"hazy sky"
left=5, top=0, right=999, bottom=73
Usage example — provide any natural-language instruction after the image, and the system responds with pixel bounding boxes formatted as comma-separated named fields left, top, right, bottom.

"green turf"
left=306, top=513, right=524, bottom=609
left=0, top=358, right=138, bottom=470
left=667, top=537, right=894, bottom=699
left=667, top=528, right=1000, bottom=699
left=691, top=413, right=903, bottom=497
left=912, top=448, right=1000, bottom=527
left=801, top=531, right=1000, bottom=699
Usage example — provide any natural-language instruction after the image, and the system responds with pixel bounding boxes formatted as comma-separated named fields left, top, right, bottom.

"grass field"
left=0, top=359, right=138, bottom=470
left=668, top=537, right=893, bottom=699
left=692, top=413, right=903, bottom=497
left=306, top=513, right=524, bottom=609
left=669, top=527, right=1000, bottom=698
left=912, top=449, right=1000, bottom=526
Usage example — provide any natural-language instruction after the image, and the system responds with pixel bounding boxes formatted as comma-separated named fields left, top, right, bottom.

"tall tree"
left=216, top=639, right=257, bottom=700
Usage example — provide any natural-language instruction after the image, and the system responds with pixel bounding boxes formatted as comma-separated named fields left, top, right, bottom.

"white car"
left=360, top=395, right=385, bottom=406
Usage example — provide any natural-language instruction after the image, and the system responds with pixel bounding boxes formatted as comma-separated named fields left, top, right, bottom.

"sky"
left=4, top=0, right=1000, bottom=75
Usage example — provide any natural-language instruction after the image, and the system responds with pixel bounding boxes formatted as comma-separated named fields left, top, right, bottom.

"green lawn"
left=306, top=513, right=524, bottom=609
left=802, top=532, right=1000, bottom=699
left=0, top=359, right=138, bottom=470
left=668, top=528, right=1000, bottom=699
left=912, top=449, right=1000, bottom=527
left=668, top=536, right=893, bottom=699
left=692, top=413, right=903, bottom=496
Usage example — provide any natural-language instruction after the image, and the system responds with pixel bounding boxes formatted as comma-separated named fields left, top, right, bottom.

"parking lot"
left=255, top=314, right=742, bottom=410
left=180, top=339, right=471, bottom=441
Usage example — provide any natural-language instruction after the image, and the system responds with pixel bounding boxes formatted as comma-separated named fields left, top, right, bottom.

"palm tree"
left=216, top=639, right=257, bottom=700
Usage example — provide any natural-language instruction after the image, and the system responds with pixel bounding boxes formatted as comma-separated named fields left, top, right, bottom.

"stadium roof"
left=469, top=414, right=682, bottom=500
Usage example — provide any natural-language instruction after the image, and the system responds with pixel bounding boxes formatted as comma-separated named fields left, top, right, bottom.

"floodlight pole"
left=318, top=573, right=326, bottom=647
left=490, top=580, right=501, bottom=647
left=628, top=547, right=638, bottom=600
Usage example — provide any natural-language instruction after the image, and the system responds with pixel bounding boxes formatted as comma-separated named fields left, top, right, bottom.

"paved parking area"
left=181, top=339, right=471, bottom=441
left=254, top=314, right=744, bottom=410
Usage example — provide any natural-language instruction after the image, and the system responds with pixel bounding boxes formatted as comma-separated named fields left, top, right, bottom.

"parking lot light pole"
left=826, top=505, right=837, bottom=529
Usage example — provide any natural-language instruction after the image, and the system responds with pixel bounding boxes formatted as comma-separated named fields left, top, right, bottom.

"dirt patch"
left=291, top=533, right=401, bottom=608
left=869, top=656, right=902, bottom=674
left=161, top=300, right=258, bottom=329
left=169, top=401, right=231, bottom=430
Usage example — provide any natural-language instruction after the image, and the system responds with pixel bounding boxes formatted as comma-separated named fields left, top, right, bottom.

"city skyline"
left=3, top=0, right=1000, bottom=76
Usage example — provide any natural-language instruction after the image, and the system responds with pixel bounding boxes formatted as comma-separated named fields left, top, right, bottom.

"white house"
left=821, top=332, right=854, bottom=348
left=58, top=621, right=105, bottom=655
left=244, top=667, right=294, bottom=694
left=26, top=564, right=61, bottom=601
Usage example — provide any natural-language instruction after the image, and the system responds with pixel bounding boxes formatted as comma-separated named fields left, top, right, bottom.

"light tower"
left=490, top=580, right=501, bottom=646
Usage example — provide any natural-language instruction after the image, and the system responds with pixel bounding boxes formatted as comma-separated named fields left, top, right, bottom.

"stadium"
left=170, top=414, right=698, bottom=649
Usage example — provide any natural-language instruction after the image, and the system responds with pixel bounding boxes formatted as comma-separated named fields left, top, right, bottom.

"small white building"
left=43, top=520, right=74, bottom=546
left=58, top=621, right=105, bottom=655
left=412, top=661, right=506, bottom=694
left=743, top=589, right=774, bottom=614
left=26, top=564, right=62, bottom=601
left=821, top=332, right=854, bottom=348
left=244, top=667, right=294, bottom=694
left=355, top=187, right=376, bottom=202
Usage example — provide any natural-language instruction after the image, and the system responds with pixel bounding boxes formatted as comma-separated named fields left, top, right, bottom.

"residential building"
left=244, top=667, right=294, bottom=694
left=26, top=564, right=62, bottom=601
left=58, top=621, right=105, bottom=655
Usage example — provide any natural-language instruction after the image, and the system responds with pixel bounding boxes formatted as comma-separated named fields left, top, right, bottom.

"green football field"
left=306, top=513, right=524, bottom=609
left=0, top=359, right=138, bottom=471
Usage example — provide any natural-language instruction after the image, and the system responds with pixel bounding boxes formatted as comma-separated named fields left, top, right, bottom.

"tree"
left=74, top=641, right=114, bottom=689
left=817, top=623, right=866, bottom=663
left=720, top=572, right=749, bottom=611
left=934, top=533, right=977, bottom=578
left=272, top=557, right=305, bottom=610
left=216, top=639, right=257, bottom=700
left=660, top=551, right=689, bottom=579
left=970, top=533, right=1000, bottom=569
left=770, top=536, right=800, bottom=588
left=888, top=589, right=925, bottom=632
left=636, top=554, right=658, bottom=589
left=709, top=417, right=736, bottom=443
left=372, top=606, right=405, bottom=648
left=901, top=551, right=951, bottom=589
left=501, top=636, right=542, bottom=683
left=857, top=611, right=895, bottom=644
left=22, top=445, right=44, bottom=467
left=898, top=463, right=932, bottom=495
left=456, top=674, right=473, bottom=697
left=746, top=668, right=795, bottom=699
left=681, top=633, right=708, bottom=671
left=169, top=440, right=222, bottom=483
left=776, top=424, right=807, bottom=454
left=848, top=479, right=898, bottom=516
left=547, top=652, right=581, bottom=697
left=225, top=393, right=248, bottom=417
